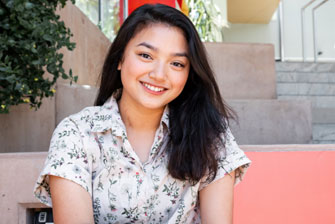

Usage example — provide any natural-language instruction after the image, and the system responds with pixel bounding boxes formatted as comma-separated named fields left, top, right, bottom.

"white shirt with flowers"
left=33, top=96, right=251, bottom=224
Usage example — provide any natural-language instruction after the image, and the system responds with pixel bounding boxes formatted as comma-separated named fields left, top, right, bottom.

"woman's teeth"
left=143, top=83, right=164, bottom=92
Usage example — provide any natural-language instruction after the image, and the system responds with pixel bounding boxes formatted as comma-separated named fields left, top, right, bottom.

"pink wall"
left=1, top=146, right=335, bottom=223
left=234, top=150, right=335, bottom=224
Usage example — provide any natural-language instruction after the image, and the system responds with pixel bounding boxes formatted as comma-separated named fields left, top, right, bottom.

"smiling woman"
left=119, top=24, right=189, bottom=113
left=33, top=4, right=251, bottom=224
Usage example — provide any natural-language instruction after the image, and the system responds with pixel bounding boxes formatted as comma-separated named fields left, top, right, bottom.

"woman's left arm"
left=199, top=170, right=235, bottom=224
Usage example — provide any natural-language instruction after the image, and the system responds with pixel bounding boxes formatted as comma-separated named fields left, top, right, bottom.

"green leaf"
left=43, top=34, right=52, bottom=42
left=32, top=60, right=41, bottom=65
left=61, top=73, right=68, bottom=79
left=0, top=67, right=9, bottom=73
left=25, top=2, right=34, bottom=9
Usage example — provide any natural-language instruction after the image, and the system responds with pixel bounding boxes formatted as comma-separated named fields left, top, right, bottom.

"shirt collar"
left=91, top=95, right=170, bottom=134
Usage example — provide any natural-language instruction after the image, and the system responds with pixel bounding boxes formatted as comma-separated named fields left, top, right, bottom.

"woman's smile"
left=140, top=81, right=167, bottom=94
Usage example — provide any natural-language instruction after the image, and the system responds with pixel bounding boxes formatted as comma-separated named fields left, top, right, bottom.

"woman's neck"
left=118, top=95, right=164, bottom=132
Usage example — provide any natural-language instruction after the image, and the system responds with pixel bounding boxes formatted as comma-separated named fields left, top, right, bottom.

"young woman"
left=34, top=4, right=251, bottom=224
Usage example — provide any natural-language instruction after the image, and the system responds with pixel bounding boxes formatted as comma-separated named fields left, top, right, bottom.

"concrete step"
left=313, top=124, right=335, bottom=143
left=0, top=98, right=55, bottom=153
left=205, top=42, right=276, bottom=99
left=312, top=108, right=335, bottom=124
left=227, top=99, right=312, bottom=145
left=276, top=62, right=335, bottom=73
left=58, top=84, right=313, bottom=145
left=277, top=72, right=335, bottom=83
left=312, top=140, right=335, bottom=144
left=277, top=83, right=335, bottom=96
left=0, top=83, right=314, bottom=153
left=56, top=83, right=98, bottom=124
left=277, top=95, right=335, bottom=108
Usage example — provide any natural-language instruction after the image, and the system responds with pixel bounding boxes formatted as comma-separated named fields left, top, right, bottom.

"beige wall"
left=0, top=153, right=48, bottom=224
left=205, top=42, right=277, bottom=99
left=0, top=97, right=55, bottom=153
left=57, top=2, right=110, bottom=87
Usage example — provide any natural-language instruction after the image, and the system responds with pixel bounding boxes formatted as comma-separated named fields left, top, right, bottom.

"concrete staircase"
left=0, top=3, right=315, bottom=153
left=276, top=62, right=335, bottom=144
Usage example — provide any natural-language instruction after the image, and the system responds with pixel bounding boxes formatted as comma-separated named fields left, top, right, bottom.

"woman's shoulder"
left=67, top=105, right=103, bottom=125
left=60, top=98, right=119, bottom=133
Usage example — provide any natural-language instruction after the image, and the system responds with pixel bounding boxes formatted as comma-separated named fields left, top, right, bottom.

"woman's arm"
left=199, top=170, right=235, bottom=224
left=49, top=175, right=94, bottom=224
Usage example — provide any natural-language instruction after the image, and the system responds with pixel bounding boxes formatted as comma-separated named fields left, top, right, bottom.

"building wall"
left=282, top=0, right=335, bottom=61
left=219, top=0, right=335, bottom=61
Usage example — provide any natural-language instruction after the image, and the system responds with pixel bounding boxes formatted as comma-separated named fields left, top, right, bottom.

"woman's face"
left=118, top=23, right=190, bottom=111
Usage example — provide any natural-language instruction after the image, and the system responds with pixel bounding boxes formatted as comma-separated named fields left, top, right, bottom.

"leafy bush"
left=0, top=0, right=77, bottom=113
left=187, top=0, right=225, bottom=42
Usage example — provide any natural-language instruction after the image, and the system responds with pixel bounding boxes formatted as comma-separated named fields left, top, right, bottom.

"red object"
left=119, top=0, right=176, bottom=24
left=128, top=0, right=175, bottom=15
left=234, top=151, right=335, bottom=224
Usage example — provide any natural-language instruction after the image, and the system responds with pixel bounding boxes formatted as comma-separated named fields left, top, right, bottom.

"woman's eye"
left=172, top=62, right=185, bottom=68
left=139, top=53, right=152, bottom=59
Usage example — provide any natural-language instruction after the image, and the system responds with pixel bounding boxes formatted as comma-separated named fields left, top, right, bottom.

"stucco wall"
left=56, top=1, right=110, bottom=87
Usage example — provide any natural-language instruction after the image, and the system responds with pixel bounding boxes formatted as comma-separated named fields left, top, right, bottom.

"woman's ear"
left=117, top=62, right=121, bottom=70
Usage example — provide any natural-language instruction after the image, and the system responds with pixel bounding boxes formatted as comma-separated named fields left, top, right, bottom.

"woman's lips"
left=140, top=81, right=167, bottom=94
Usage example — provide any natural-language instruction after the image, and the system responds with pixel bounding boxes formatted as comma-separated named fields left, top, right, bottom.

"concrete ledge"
left=0, top=98, right=55, bottom=153
left=0, top=152, right=47, bottom=224
left=312, top=108, right=335, bottom=124
left=276, top=62, right=335, bottom=73
left=56, top=85, right=313, bottom=144
left=0, top=85, right=314, bottom=153
left=313, top=124, right=335, bottom=142
left=277, top=83, right=335, bottom=96
left=277, top=95, right=335, bottom=108
left=205, top=42, right=277, bottom=99
left=228, top=99, right=313, bottom=144
left=241, top=144, right=335, bottom=152
left=56, top=83, right=98, bottom=124
left=277, top=72, right=335, bottom=83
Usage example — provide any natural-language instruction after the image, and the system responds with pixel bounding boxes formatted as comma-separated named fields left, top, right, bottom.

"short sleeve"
left=33, top=117, right=92, bottom=207
left=199, top=127, right=251, bottom=191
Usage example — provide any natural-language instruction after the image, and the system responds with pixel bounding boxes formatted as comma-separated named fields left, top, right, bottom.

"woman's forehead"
left=127, top=23, right=188, bottom=53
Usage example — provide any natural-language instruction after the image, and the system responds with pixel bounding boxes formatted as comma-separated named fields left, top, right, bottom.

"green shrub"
left=187, top=0, right=225, bottom=42
left=0, top=0, right=77, bottom=113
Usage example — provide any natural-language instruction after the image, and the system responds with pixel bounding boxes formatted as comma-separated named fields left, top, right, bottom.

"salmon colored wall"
left=234, top=151, right=335, bottom=224
left=1, top=148, right=335, bottom=223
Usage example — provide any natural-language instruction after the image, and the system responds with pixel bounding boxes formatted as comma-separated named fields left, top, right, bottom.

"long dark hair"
left=95, top=4, right=236, bottom=184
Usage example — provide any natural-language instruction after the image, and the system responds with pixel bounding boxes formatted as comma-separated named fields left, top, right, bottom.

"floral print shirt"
left=33, top=96, right=251, bottom=224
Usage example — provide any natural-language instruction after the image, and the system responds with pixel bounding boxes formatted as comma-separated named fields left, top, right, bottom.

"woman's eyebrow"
left=173, top=52, right=188, bottom=58
left=137, top=42, right=188, bottom=58
left=137, top=42, right=157, bottom=51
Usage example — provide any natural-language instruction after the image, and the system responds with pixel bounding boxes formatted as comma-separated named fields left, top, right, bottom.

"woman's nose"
left=149, top=62, right=166, bottom=81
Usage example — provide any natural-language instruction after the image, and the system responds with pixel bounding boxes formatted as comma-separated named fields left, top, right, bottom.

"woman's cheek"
left=174, top=71, right=189, bottom=88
